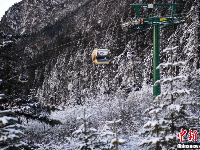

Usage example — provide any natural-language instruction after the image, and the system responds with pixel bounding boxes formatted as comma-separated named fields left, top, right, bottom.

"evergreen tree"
left=98, top=118, right=125, bottom=150
left=72, top=108, right=99, bottom=149
left=139, top=46, right=197, bottom=150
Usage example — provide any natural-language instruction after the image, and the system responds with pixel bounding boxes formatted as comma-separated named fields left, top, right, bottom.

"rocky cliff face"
left=0, top=0, right=199, bottom=108
left=0, top=0, right=89, bottom=34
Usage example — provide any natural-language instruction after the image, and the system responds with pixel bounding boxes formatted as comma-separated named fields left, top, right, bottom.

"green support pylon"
left=153, top=24, right=160, bottom=101
left=122, top=3, right=191, bottom=102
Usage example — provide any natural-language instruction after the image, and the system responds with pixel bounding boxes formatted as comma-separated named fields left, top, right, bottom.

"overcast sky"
left=0, top=0, right=22, bottom=20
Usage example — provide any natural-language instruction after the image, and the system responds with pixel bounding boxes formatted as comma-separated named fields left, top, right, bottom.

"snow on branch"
left=149, top=108, right=162, bottom=114
left=143, top=118, right=169, bottom=129
left=3, top=41, right=13, bottom=46
left=77, top=113, right=92, bottom=121
left=0, top=110, right=12, bottom=115
left=4, top=128, right=24, bottom=136
left=0, top=116, right=18, bottom=125
left=100, top=131, right=115, bottom=136
left=157, top=61, right=186, bottom=69
left=155, top=89, right=192, bottom=100
left=167, top=104, right=182, bottom=112
left=165, top=134, right=176, bottom=141
left=154, top=76, right=187, bottom=86
left=172, top=89, right=192, bottom=95
left=105, top=119, right=122, bottom=124
left=163, top=46, right=178, bottom=53
left=183, top=102, right=200, bottom=105
left=143, top=120, right=158, bottom=128
left=138, top=137, right=162, bottom=146
left=6, top=124, right=25, bottom=129
left=111, top=138, right=125, bottom=144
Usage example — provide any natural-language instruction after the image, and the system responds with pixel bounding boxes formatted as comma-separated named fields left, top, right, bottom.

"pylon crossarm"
left=144, top=16, right=186, bottom=24
left=130, top=4, right=180, bottom=19
left=121, top=14, right=187, bottom=30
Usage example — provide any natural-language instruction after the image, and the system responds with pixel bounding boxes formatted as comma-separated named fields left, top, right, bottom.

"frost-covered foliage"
left=0, top=34, right=25, bottom=150
left=24, top=84, right=152, bottom=149
left=71, top=108, right=99, bottom=149
left=139, top=45, right=199, bottom=149
left=67, top=108, right=125, bottom=150
left=98, top=118, right=125, bottom=150
left=0, top=110, right=25, bottom=150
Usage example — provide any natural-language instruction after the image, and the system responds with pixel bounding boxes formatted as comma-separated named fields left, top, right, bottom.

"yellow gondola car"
left=19, top=74, right=28, bottom=83
left=92, top=48, right=110, bottom=64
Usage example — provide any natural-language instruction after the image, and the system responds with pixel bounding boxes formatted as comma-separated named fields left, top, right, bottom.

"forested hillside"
left=0, top=0, right=199, bottom=149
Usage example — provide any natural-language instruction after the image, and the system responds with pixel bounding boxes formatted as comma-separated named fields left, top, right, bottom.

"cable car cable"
left=21, top=23, right=122, bottom=69
left=7, top=5, right=187, bottom=81
left=26, top=21, right=122, bottom=57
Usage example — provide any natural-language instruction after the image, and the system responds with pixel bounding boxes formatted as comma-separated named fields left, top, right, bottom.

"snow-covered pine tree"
left=98, top=118, right=125, bottom=150
left=0, top=105, right=25, bottom=150
left=138, top=105, right=166, bottom=150
left=139, top=45, right=197, bottom=150
left=97, top=122, right=114, bottom=149
left=72, top=108, right=99, bottom=149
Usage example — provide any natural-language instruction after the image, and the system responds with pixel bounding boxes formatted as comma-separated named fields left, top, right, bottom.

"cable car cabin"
left=92, top=48, right=110, bottom=64
left=19, top=74, right=28, bottom=83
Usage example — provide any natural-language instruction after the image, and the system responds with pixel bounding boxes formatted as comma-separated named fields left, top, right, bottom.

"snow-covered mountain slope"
left=0, top=0, right=199, bottom=109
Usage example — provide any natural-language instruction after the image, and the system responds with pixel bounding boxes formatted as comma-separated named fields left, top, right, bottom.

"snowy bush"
left=0, top=110, right=25, bottom=150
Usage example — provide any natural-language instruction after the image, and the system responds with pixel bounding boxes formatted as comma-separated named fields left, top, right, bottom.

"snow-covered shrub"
left=71, top=108, right=99, bottom=149
left=0, top=110, right=25, bottom=150
left=97, top=118, right=125, bottom=150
